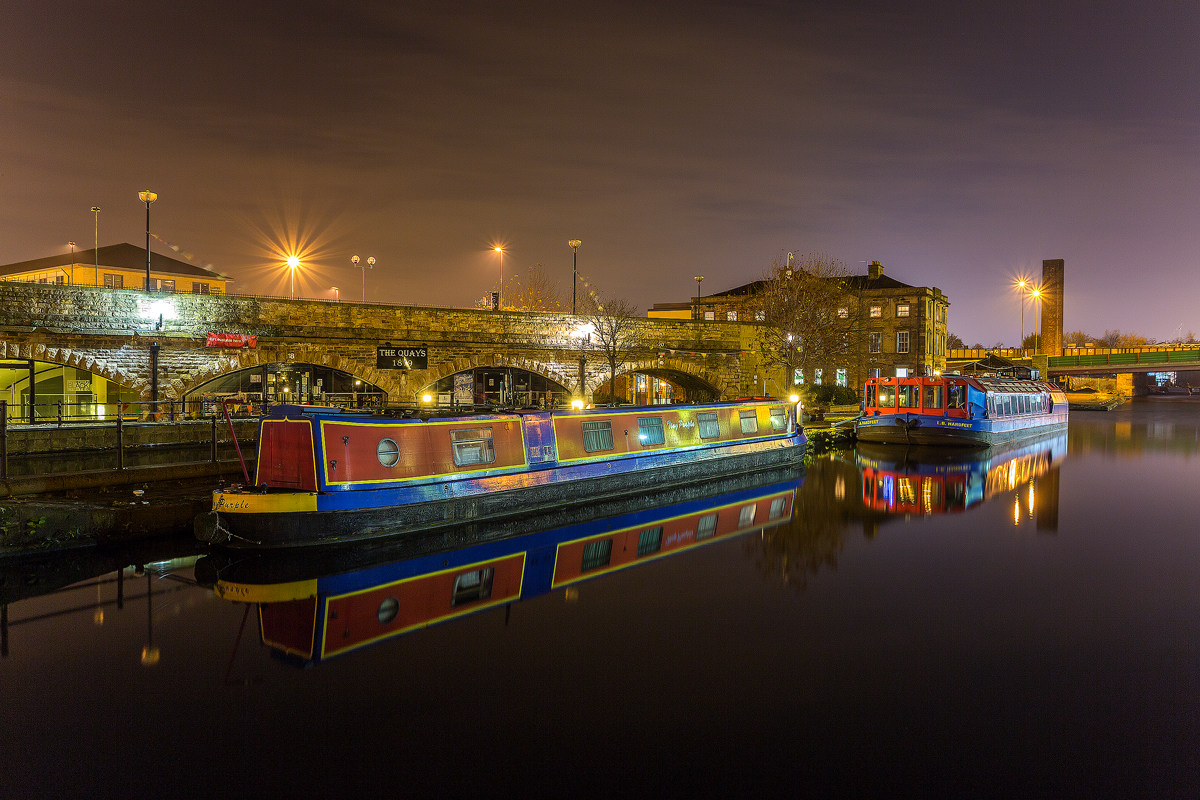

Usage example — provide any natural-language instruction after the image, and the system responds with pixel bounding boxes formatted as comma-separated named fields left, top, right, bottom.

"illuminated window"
left=581, top=420, right=614, bottom=452
left=814, top=369, right=823, bottom=385
left=754, top=310, right=765, bottom=321
left=895, top=367, right=909, bottom=378
left=836, top=369, right=847, bottom=387
left=793, top=369, right=804, bottom=385
left=837, top=307, right=848, bottom=319
left=192, top=282, right=210, bottom=294
left=103, top=274, right=123, bottom=289
left=727, top=310, right=737, bottom=321
left=769, top=497, right=787, bottom=519
left=451, top=568, right=494, bottom=606
left=637, top=527, right=663, bottom=556
left=738, top=504, right=756, bottom=527
left=770, top=407, right=787, bottom=430
left=581, top=539, right=613, bottom=572
left=870, top=305, right=882, bottom=318
left=637, top=417, right=665, bottom=446
left=897, top=331, right=910, bottom=353
left=898, top=385, right=919, bottom=408
left=697, top=412, right=720, bottom=439
left=897, top=304, right=910, bottom=317
left=739, top=409, right=759, bottom=434
left=704, top=311, right=715, bottom=321
left=924, top=385, right=943, bottom=409
left=697, top=514, right=718, bottom=540
left=451, top=428, right=496, bottom=465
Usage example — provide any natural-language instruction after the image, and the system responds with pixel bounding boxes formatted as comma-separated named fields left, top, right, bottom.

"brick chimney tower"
left=1041, top=259, right=1064, bottom=355
left=867, top=260, right=883, bottom=280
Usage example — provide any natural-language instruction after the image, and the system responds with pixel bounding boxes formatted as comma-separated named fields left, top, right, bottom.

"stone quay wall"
left=0, top=283, right=765, bottom=403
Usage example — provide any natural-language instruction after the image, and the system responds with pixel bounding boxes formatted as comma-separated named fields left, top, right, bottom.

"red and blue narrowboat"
left=195, top=399, right=806, bottom=548
left=197, top=475, right=802, bottom=665
left=855, top=374, right=1068, bottom=446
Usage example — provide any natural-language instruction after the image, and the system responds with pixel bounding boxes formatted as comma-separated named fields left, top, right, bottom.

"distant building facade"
left=0, top=243, right=231, bottom=294
left=649, top=260, right=950, bottom=392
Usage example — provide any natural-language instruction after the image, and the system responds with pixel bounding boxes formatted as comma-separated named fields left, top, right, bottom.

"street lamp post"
left=1031, top=288, right=1042, bottom=353
left=91, top=207, right=100, bottom=286
left=287, top=255, right=300, bottom=300
left=332, top=286, right=339, bottom=303
left=352, top=255, right=374, bottom=303
left=138, top=191, right=157, bottom=291
left=694, top=276, right=704, bottom=321
left=1017, top=279, right=1027, bottom=351
left=494, top=247, right=504, bottom=310
left=569, top=240, right=582, bottom=314
left=68, top=242, right=75, bottom=285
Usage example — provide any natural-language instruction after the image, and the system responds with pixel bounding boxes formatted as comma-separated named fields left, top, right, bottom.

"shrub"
left=806, top=385, right=859, bottom=406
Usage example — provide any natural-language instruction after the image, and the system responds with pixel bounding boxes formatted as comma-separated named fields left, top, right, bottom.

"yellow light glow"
left=422, top=393, right=432, bottom=403
left=1014, top=497, right=1021, bottom=525
left=287, top=255, right=300, bottom=269
left=1028, top=483, right=1036, bottom=517
left=789, top=394, right=800, bottom=403
left=571, top=399, right=584, bottom=410
left=141, top=646, right=161, bottom=666
left=494, top=247, right=503, bottom=253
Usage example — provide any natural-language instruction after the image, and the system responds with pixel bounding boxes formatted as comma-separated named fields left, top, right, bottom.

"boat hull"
left=198, top=425, right=805, bottom=549
left=854, top=412, right=1067, bottom=447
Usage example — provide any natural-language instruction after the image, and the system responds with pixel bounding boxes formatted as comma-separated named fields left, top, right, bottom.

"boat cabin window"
left=638, top=417, right=665, bottom=446
left=637, top=527, right=663, bottom=557
left=450, top=428, right=496, bottom=466
left=451, top=568, right=494, bottom=606
left=738, top=504, right=757, bottom=527
left=866, top=384, right=877, bottom=408
left=1003, top=396, right=1013, bottom=416
left=377, top=438, right=401, bottom=468
left=697, top=412, right=721, bottom=439
left=898, top=385, right=920, bottom=408
left=770, top=407, right=787, bottom=431
left=739, top=409, right=759, bottom=434
left=923, top=385, right=943, bottom=409
left=581, top=420, right=615, bottom=452
left=769, top=497, right=787, bottom=519
left=581, top=539, right=613, bottom=572
left=697, top=513, right=718, bottom=540
left=948, top=384, right=966, bottom=409
left=877, top=385, right=896, bottom=408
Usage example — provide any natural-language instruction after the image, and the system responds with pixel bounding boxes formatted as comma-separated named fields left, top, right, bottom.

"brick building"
left=650, top=260, right=950, bottom=392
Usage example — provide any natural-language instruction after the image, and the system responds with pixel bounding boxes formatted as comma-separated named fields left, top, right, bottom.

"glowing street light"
left=694, top=276, right=704, bottom=321
left=91, top=206, right=100, bottom=286
left=68, top=241, right=75, bottom=285
left=287, top=255, right=300, bottom=299
left=138, top=190, right=157, bottom=291
left=1031, top=288, right=1042, bottom=353
left=352, top=255, right=375, bottom=303
left=494, top=246, right=505, bottom=310
left=331, top=286, right=339, bottom=302
left=569, top=239, right=582, bottom=314
left=1017, top=278, right=1027, bottom=350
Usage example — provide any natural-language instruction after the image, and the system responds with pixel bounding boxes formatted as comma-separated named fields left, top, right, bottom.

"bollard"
left=211, top=416, right=218, bottom=463
left=116, top=415, right=125, bottom=470
left=57, top=401, right=62, bottom=427
left=0, top=400, right=7, bottom=482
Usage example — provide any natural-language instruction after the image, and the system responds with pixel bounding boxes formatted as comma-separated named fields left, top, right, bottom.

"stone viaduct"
left=0, top=283, right=776, bottom=405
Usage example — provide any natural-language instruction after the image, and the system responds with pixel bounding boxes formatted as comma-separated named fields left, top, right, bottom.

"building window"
left=696, top=513, right=718, bottom=540
left=814, top=368, right=823, bottom=385
left=739, top=409, right=759, bottom=434
left=581, top=539, right=613, bottom=572
left=581, top=420, right=614, bottom=452
left=869, top=368, right=881, bottom=379
left=704, top=311, right=715, bottom=321
left=897, top=331, right=910, bottom=353
left=836, top=369, right=847, bottom=387
left=726, top=310, right=737, bottom=321
left=837, top=307, right=848, bottom=319
left=793, top=369, right=804, bottom=385
left=159, top=279, right=175, bottom=292
left=451, top=428, right=496, bottom=466
left=697, top=412, right=720, bottom=439
left=754, top=310, right=765, bottom=321
left=55, top=276, right=65, bottom=285
left=637, top=417, right=665, bottom=446
left=869, top=332, right=881, bottom=353
left=192, top=282, right=210, bottom=294
left=637, top=527, right=663, bottom=557
left=897, top=304, right=910, bottom=317
left=895, top=367, right=909, bottom=378
left=870, top=305, right=882, bottom=318
left=103, top=273, right=123, bottom=289
left=451, top=568, right=494, bottom=606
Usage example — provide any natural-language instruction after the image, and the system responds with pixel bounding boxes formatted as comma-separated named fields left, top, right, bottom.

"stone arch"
left=0, top=338, right=140, bottom=395
left=173, top=344, right=404, bottom=403
left=589, top=355, right=729, bottom=400
left=413, top=354, right=576, bottom=399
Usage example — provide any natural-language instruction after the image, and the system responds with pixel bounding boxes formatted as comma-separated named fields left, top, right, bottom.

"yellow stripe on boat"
left=212, top=491, right=318, bottom=514
left=214, top=578, right=318, bottom=603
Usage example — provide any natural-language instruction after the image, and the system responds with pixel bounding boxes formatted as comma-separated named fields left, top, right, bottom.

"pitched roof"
left=0, top=243, right=230, bottom=280
left=703, top=273, right=916, bottom=299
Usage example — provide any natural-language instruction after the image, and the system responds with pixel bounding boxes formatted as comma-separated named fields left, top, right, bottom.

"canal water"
left=2, top=400, right=1198, bottom=797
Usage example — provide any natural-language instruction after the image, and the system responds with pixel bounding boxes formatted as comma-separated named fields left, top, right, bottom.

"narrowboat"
left=195, top=398, right=806, bottom=549
left=857, top=431, right=1066, bottom=515
left=196, top=474, right=802, bottom=666
left=855, top=374, right=1068, bottom=446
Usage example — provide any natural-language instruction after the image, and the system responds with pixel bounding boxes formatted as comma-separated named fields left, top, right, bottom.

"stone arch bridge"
left=0, top=283, right=772, bottom=407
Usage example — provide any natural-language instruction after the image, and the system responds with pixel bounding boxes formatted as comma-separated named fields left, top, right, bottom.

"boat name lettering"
left=666, top=420, right=695, bottom=431
left=665, top=530, right=695, bottom=547
left=214, top=496, right=251, bottom=510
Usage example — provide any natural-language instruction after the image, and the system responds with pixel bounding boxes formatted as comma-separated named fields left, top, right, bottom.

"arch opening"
left=420, top=367, right=572, bottom=408
left=185, top=362, right=387, bottom=411
left=0, top=358, right=138, bottom=422
left=596, top=368, right=722, bottom=405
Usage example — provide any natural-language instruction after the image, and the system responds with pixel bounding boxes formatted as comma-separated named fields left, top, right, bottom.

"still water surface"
left=2, top=401, right=1199, bottom=797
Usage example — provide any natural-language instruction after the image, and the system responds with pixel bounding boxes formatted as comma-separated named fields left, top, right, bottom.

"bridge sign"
left=377, top=345, right=428, bottom=370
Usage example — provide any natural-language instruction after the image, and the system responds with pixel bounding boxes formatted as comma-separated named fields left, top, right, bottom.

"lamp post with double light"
left=569, top=239, right=581, bottom=314
left=494, top=247, right=505, bottom=310
left=287, top=255, right=300, bottom=300
left=138, top=191, right=157, bottom=291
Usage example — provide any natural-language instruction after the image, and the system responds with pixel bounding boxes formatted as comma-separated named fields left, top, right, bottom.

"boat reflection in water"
left=857, top=431, right=1066, bottom=519
left=195, top=470, right=803, bottom=666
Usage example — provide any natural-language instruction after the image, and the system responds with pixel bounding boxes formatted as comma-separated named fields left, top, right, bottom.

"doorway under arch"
left=598, top=368, right=722, bottom=405
left=185, top=363, right=386, bottom=411
left=0, top=358, right=138, bottom=422
left=420, top=367, right=572, bottom=408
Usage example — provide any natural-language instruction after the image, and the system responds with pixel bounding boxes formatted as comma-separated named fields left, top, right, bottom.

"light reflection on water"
left=3, top=399, right=1200, bottom=797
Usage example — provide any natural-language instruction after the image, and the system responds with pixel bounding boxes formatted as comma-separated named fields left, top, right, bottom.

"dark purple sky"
left=3, top=1, right=1198, bottom=345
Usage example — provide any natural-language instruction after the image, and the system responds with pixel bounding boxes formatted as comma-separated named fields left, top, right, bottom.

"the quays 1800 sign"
left=376, top=345, right=428, bottom=370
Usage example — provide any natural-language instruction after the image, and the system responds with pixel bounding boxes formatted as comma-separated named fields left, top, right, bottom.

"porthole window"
left=377, top=438, right=400, bottom=467
left=377, top=597, right=399, bottom=624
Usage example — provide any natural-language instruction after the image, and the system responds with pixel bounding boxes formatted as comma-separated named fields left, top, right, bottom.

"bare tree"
left=581, top=294, right=644, bottom=403
left=947, top=332, right=965, bottom=350
left=754, top=252, right=864, bottom=388
left=505, top=263, right=563, bottom=312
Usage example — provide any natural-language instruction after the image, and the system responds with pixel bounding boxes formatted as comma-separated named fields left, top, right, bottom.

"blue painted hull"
left=855, top=411, right=1068, bottom=446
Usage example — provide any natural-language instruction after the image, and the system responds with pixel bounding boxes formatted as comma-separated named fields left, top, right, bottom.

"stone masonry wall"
left=0, top=284, right=757, bottom=402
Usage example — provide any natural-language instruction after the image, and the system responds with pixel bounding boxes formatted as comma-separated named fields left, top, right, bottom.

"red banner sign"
left=206, top=333, right=257, bottom=349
